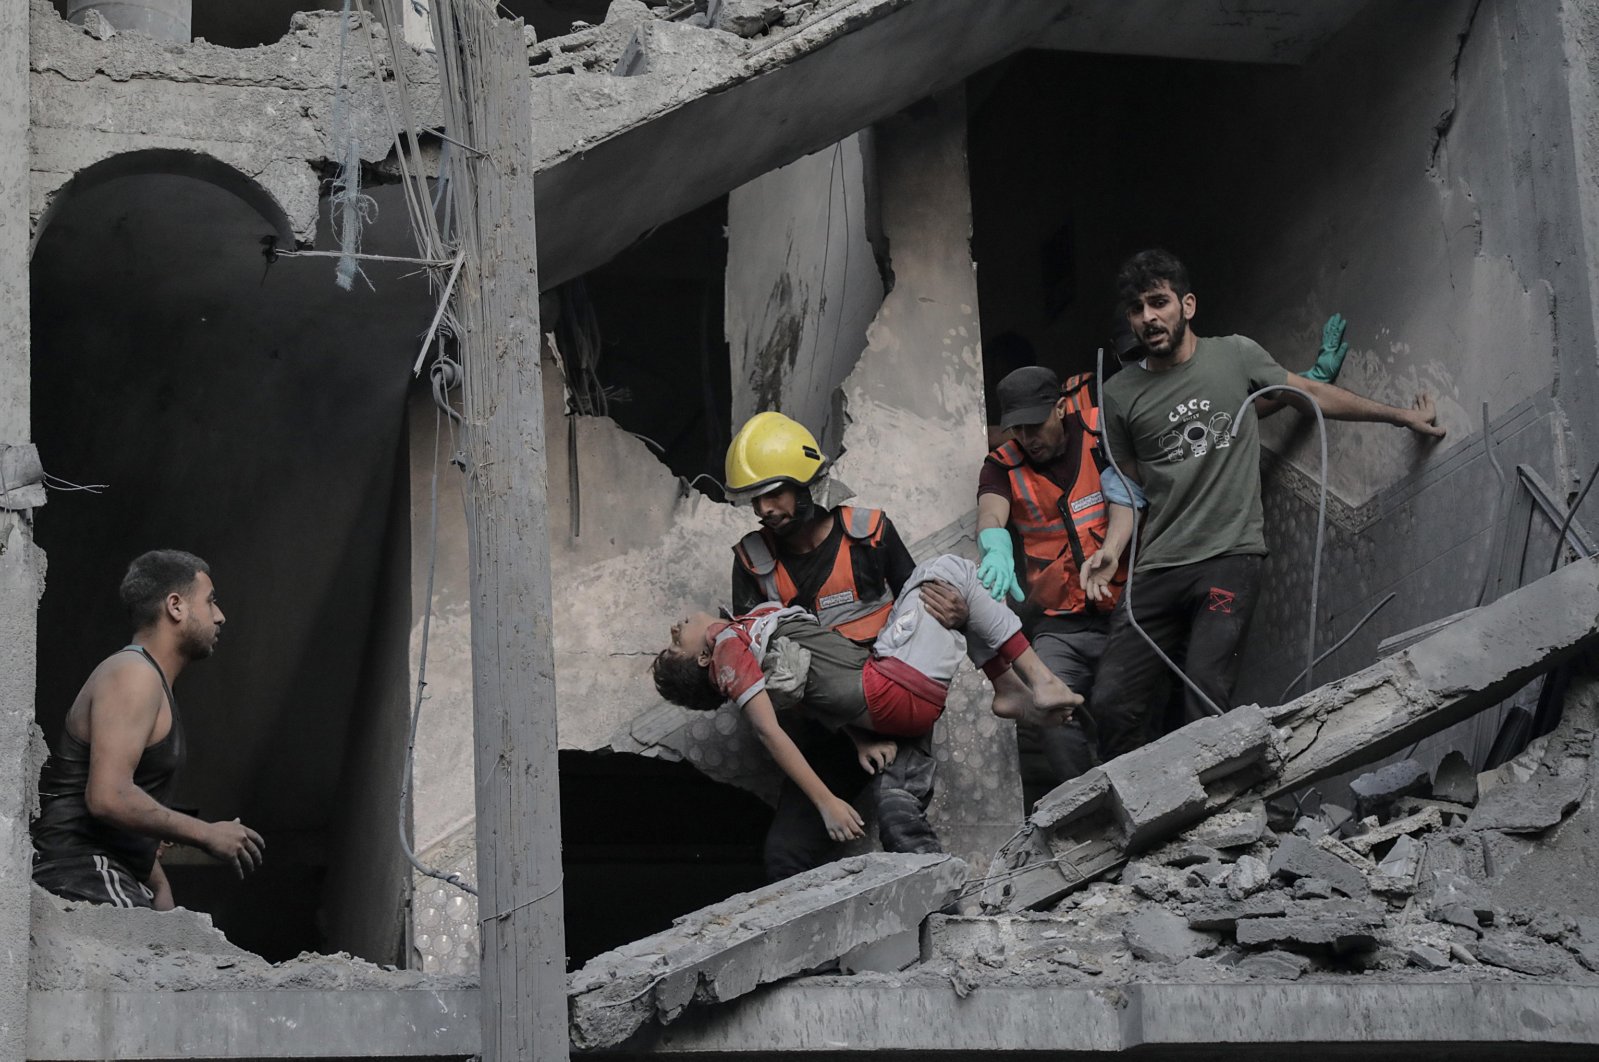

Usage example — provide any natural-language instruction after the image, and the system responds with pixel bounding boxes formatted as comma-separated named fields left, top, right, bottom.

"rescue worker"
left=976, top=367, right=1139, bottom=786
left=724, top=411, right=966, bottom=875
left=727, top=411, right=928, bottom=638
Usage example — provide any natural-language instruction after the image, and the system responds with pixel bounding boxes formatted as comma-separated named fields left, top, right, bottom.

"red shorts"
left=861, top=656, right=947, bottom=737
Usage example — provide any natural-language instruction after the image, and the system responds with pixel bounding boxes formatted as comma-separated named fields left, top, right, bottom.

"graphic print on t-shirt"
left=1157, top=397, right=1234, bottom=463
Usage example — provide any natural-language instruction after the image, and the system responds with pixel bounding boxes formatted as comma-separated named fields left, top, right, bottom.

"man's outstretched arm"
left=1282, top=374, right=1447, bottom=438
left=85, top=662, right=266, bottom=878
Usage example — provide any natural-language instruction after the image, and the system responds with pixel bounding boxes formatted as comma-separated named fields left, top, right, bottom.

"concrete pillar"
left=830, top=91, right=1024, bottom=869
left=0, top=2, right=33, bottom=1059
left=66, top=0, right=191, bottom=42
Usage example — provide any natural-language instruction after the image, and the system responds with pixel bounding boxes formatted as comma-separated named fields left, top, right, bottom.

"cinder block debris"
left=1268, top=835, right=1370, bottom=899
left=567, top=854, right=966, bottom=1049
left=1123, top=908, right=1218, bottom=964
left=1349, top=759, right=1430, bottom=820
left=1432, top=750, right=1480, bottom=806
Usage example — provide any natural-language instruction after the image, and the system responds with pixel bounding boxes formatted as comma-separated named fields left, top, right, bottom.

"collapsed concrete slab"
left=566, top=853, right=965, bottom=1050
left=977, top=707, right=1282, bottom=912
left=980, top=557, right=1599, bottom=913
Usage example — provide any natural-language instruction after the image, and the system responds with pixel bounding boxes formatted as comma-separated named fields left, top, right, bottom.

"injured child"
left=652, top=553, right=1080, bottom=880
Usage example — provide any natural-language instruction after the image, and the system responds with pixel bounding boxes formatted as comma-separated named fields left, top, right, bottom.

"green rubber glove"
left=977, top=528, right=1025, bottom=603
left=1307, top=312, right=1349, bottom=383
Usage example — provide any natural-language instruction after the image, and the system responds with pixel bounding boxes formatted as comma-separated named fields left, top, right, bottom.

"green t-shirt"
left=1102, top=334, right=1289, bottom=573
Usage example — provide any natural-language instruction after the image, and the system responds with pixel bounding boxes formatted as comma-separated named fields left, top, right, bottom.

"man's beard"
left=180, top=623, right=216, bottom=660
left=1142, top=313, right=1188, bottom=355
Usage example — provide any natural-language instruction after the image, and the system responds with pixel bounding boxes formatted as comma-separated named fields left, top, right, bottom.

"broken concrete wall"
left=725, top=132, right=884, bottom=453
left=1225, top=1, right=1595, bottom=744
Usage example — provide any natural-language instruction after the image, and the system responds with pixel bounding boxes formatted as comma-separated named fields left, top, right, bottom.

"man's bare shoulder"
left=83, top=653, right=164, bottom=711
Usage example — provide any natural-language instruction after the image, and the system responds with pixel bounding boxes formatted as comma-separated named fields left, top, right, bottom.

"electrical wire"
left=396, top=389, right=477, bottom=897
left=1278, top=591, right=1396, bottom=703
left=1548, top=453, right=1599, bottom=574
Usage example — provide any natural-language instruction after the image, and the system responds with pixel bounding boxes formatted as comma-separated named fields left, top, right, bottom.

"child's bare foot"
left=989, top=667, right=1032, bottom=722
left=1027, top=670, right=1082, bottom=727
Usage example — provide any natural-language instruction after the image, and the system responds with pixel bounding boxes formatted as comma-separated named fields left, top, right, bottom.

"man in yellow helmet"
left=723, top=411, right=965, bottom=878
left=726, top=411, right=928, bottom=642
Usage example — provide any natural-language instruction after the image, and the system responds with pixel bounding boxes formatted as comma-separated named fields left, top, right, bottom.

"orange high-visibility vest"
left=988, top=374, right=1126, bottom=616
left=733, top=506, right=895, bottom=642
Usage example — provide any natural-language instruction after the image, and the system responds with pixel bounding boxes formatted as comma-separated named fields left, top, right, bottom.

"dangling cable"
left=1230, top=384, right=1328, bottom=697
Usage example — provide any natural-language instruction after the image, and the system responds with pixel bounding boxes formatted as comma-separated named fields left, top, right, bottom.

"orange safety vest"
left=987, top=373, right=1127, bottom=616
left=732, top=506, right=895, bottom=642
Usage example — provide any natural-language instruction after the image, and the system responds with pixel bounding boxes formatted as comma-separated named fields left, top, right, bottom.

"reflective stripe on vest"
left=733, top=506, right=894, bottom=642
left=989, top=411, right=1125, bottom=617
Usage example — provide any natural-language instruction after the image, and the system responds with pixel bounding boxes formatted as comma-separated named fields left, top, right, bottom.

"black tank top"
left=32, top=646, right=184, bottom=881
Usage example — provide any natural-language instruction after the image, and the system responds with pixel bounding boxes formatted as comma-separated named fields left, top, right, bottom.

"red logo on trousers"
left=1207, top=587, right=1236, bottom=613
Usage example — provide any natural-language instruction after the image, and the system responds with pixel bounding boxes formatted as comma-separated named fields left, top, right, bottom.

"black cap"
left=1112, top=316, right=1141, bottom=358
left=997, top=366, right=1062, bottom=429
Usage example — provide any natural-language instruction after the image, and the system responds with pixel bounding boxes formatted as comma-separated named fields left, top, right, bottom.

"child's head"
left=651, top=610, right=724, bottom=712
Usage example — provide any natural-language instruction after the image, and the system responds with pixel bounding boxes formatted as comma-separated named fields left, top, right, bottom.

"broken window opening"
left=549, top=196, right=734, bottom=501
left=31, top=163, right=432, bottom=964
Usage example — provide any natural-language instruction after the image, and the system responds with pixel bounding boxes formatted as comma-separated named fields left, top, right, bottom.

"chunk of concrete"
left=1406, top=944, right=1451, bottom=970
left=567, top=854, right=965, bottom=1049
left=1226, top=855, right=1271, bottom=901
left=1346, top=806, right=1443, bottom=856
left=1349, top=760, right=1430, bottom=820
left=1184, top=891, right=1292, bottom=932
left=1123, top=908, right=1218, bottom=965
left=838, top=927, right=920, bottom=974
left=1236, top=950, right=1311, bottom=980
left=1468, top=767, right=1589, bottom=833
left=1371, top=834, right=1421, bottom=897
left=1268, top=835, right=1370, bottom=899
left=1234, top=901, right=1386, bottom=952
left=1291, top=877, right=1334, bottom=900
left=1099, top=707, right=1283, bottom=849
left=1475, top=933, right=1575, bottom=977
left=1186, top=802, right=1268, bottom=850
left=1432, top=750, right=1479, bottom=806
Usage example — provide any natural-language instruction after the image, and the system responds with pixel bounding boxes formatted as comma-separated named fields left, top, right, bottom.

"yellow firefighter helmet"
left=724, top=411, right=829, bottom=498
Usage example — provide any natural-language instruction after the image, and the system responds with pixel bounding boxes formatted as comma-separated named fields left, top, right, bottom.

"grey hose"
left=1231, top=384, right=1328, bottom=696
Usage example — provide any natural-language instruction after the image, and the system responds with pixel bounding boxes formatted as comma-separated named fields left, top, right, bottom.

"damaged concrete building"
left=8, top=0, right=1599, bottom=1056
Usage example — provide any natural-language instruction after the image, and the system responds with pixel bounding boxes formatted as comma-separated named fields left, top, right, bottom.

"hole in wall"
left=558, top=750, right=771, bottom=969
left=548, top=196, right=733, bottom=499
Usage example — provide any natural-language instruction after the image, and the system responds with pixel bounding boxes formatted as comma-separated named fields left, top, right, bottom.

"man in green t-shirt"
left=1080, top=249, right=1446, bottom=760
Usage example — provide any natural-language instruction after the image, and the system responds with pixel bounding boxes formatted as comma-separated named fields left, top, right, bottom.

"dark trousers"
left=1090, top=554, right=1263, bottom=762
left=764, top=726, right=940, bottom=882
left=1025, top=613, right=1108, bottom=784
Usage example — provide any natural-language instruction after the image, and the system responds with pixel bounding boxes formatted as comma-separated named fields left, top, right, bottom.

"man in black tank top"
left=32, top=550, right=264, bottom=910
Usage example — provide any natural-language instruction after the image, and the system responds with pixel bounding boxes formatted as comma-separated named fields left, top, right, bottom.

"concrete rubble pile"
left=565, top=557, right=1599, bottom=1047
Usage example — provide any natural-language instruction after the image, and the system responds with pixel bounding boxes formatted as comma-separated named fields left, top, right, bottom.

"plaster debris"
left=567, top=853, right=965, bottom=1049
left=29, top=888, right=466, bottom=992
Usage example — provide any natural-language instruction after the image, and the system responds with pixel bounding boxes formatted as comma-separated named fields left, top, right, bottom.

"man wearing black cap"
left=975, top=366, right=1139, bottom=785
